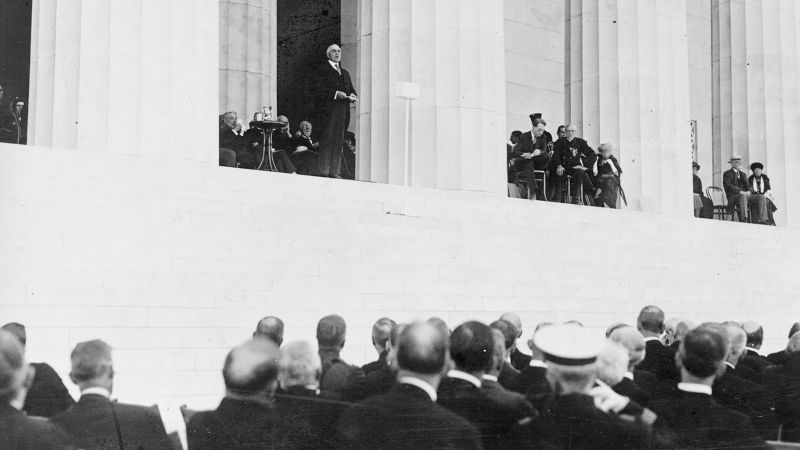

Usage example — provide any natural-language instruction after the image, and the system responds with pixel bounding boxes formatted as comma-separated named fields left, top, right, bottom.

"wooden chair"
left=533, top=170, right=548, bottom=201
left=706, top=186, right=728, bottom=220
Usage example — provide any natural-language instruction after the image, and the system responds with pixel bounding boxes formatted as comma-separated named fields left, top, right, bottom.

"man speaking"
left=315, top=44, right=357, bottom=178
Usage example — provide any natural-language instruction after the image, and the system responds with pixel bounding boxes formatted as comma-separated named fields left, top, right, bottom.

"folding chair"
left=706, top=186, right=728, bottom=220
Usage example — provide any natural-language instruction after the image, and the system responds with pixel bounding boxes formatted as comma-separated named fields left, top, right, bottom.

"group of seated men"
left=2, top=305, right=799, bottom=449
left=219, top=111, right=356, bottom=179
left=507, top=113, right=624, bottom=208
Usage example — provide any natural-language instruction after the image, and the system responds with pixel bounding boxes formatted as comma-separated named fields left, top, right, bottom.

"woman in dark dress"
left=592, top=143, right=623, bottom=208
left=748, top=162, right=777, bottom=225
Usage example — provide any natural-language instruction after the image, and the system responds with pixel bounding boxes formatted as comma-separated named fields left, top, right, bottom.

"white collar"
left=398, top=377, right=437, bottom=402
left=624, top=371, right=634, bottom=380
left=10, top=397, right=24, bottom=410
left=482, top=374, right=498, bottom=383
left=746, top=347, right=762, bottom=356
left=677, top=382, right=712, bottom=396
left=643, top=337, right=661, bottom=342
left=328, top=60, right=340, bottom=70
left=725, top=361, right=735, bottom=370
left=81, top=387, right=111, bottom=399
left=447, top=370, right=482, bottom=388
left=529, top=359, right=548, bottom=369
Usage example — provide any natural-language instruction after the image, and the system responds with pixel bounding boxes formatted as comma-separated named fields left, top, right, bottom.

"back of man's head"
left=608, top=326, right=646, bottom=367
left=596, top=342, right=629, bottom=386
left=679, top=328, right=728, bottom=378
left=499, top=313, right=523, bottom=338
left=254, top=316, right=284, bottom=346
left=279, top=341, right=321, bottom=389
left=674, top=320, right=696, bottom=343
left=0, top=330, right=25, bottom=404
left=0, top=323, right=26, bottom=348
left=724, top=324, right=747, bottom=365
left=316, top=315, right=347, bottom=350
left=426, top=317, right=450, bottom=337
left=450, top=321, right=494, bottom=374
left=396, top=322, right=448, bottom=375
left=786, top=333, right=800, bottom=353
left=371, top=317, right=396, bottom=349
left=741, top=321, right=763, bottom=348
left=789, top=322, right=800, bottom=340
left=637, top=305, right=666, bottom=335
left=70, top=340, right=113, bottom=387
left=223, top=339, right=280, bottom=397
left=489, top=319, right=517, bottom=351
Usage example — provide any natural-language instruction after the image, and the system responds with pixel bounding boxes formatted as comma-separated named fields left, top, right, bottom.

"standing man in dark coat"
left=52, top=340, right=172, bottom=450
left=338, top=322, right=482, bottom=449
left=315, top=44, right=357, bottom=178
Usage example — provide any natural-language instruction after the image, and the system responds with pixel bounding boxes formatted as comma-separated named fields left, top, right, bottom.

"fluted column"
left=566, top=0, right=694, bottom=215
left=356, top=0, right=507, bottom=193
left=712, top=0, right=800, bottom=227
left=219, top=0, right=276, bottom=121
left=27, top=0, right=217, bottom=163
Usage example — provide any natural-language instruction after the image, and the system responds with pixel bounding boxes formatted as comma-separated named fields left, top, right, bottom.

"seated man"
left=550, top=124, right=596, bottom=203
left=362, top=317, right=396, bottom=375
left=342, top=131, right=357, bottom=180
left=52, top=340, right=172, bottom=449
left=748, top=162, right=776, bottom=225
left=723, top=155, right=768, bottom=223
left=764, top=332, right=800, bottom=442
left=242, top=113, right=297, bottom=173
left=692, top=162, right=714, bottom=218
left=316, top=315, right=366, bottom=402
left=767, top=322, right=800, bottom=366
left=219, top=111, right=246, bottom=166
left=512, top=117, right=553, bottom=199
left=506, top=131, right=524, bottom=198
left=482, top=329, right=535, bottom=419
left=592, top=143, right=623, bottom=208
left=292, top=121, right=320, bottom=176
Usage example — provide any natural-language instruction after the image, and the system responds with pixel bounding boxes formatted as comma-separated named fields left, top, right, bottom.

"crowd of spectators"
left=218, top=111, right=356, bottom=180
left=2, top=306, right=799, bottom=449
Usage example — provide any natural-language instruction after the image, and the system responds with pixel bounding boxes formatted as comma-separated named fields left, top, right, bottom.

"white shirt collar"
left=482, top=374, right=498, bottom=383
left=10, top=397, right=24, bottom=410
left=643, top=336, right=661, bottom=342
left=677, top=382, right=712, bottom=396
left=725, top=361, right=735, bottom=370
left=529, top=359, right=548, bottom=369
left=624, top=371, right=634, bottom=380
left=397, top=377, right=437, bottom=402
left=328, top=60, right=340, bottom=70
left=81, top=387, right=111, bottom=399
left=447, top=370, right=482, bottom=388
left=746, top=346, right=762, bottom=356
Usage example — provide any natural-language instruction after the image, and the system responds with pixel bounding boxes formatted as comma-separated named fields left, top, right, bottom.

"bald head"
left=608, top=326, right=646, bottom=368
left=0, top=323, right=25, bottom=348
left=396, top=322, right=448, bottom=375
left=499, top=313, right=522, bottom=338
left=0, top=329, right=26, bottom=403
left=223, top=339, right=280, bottom=397
left=317, top=315, right=347, bottom=350
left=254, top=316, right=284, bottom=346
left=637, top=305, right=665, bottom=336
left=426, top=317, right=450, bottom=337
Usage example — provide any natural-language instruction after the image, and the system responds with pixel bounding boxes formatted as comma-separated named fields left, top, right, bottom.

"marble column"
left=356, top=0, right=507, bottom=193
left=566, top=0, right=694, bottom=215
left=712, top=0, right=800, bottom=227
left=27, top=0, right=217, bottom=164
left=219, top=0, right=276, bottom=122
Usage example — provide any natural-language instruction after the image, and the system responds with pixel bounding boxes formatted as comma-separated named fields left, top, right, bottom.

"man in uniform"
left=550, top=124, right=596, bottom=203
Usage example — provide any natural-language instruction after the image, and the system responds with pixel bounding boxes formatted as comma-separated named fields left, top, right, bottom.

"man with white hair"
left=52, top=339, right=171, bottom=449
left=0, top=329, right=71, bottom=448
left=315, top=43, right=357, bottom=178
left=608, top=326, right=656, bottom=404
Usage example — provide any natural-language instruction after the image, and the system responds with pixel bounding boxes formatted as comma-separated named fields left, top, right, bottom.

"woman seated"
left=748, top=162, right=777, bottom=225
left=592, top=143, right=623, bottom=208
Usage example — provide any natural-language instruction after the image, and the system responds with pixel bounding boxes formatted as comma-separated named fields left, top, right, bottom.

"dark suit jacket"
left=550, top=136, right=596, bottom=170
left=360, top=351, right=387, bottom=375
left=513, top=131, right=552, bottom=171
left=638, top=339, right=678, bottom=380
left=481, top=377, right=536, bottom=420
left=319, top=352, right=366, bottom=402
left=767, top=350, right=789, bottom=366
left=273, top=386, right=348, bottom=449
left=314, top=61, right=356, bottom=132
left=506, top=364, right=550, bottom=396
left=497, top=361, right=520, bottom=389
left=437, top=375, right=520, bottom=449
left=509, top=348, right=531, bottom=371
left=187, top=397, right=275, bottom=450
left=723, top=168, right=750, bottom=198
left=764, top=353, right=800, bottom=442
left=632, top=369, right=659, bottom=395
left=650, top=390, right=767, bottom=449
left=739, top=350, right=774, bottom=380
left=612, top=377, right=651, bottom=407
left=0, top=403, right=72, bottom=449
left=503, top=393, right=649, bottom=449
left=218, top=127, right=244, bottom=152
left=733, top=361, right=763, bottom=385
left=693, top=174, right=707, bottom=197
left=362, top=364, right=395, bottom=399
left=23, top=362, right=74, bottom=418
left=714, top=366, right=776, bottom=438
left=52, top=394, right=171, bottom=450
left=338, top=383, right=482, bottom=449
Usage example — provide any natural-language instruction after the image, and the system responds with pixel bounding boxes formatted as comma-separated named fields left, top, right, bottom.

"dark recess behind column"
left=0, top=0, right=32, bottom=109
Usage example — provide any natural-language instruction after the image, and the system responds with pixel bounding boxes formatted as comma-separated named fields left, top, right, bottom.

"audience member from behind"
left=506, top=323, right=553, bottom=404
left=648, top=327, right=767, bottom=448
left=636, top=305, right=678, bottom=380
left=768, top=322, right=800, bottom=365
left=338, top=322, right=481, bottom=449
left=489, top=319, right=521, bottom=387
left=0, top=329, right=71, bottom=449
left=53, top=340, right=171, bottom=449
left=253, top=316, right=284, bottom=346
left=362, top=317, right=396, bottom=375
left=1, top=322, right=74, bottom=417
left=273, top=340, right=344, bottom=449
left=505, top=323, right=649, bottom=449
left=363, top=322, right=406, bottom=398
left=499, top=312, right=531, bottom=370
left=740, top=321, right=774, bottom=377
left=437, top=321, right=522, bottom=448
left=608, top=326, right=656, bottom=403
left=481, top=329, right=535, bottom=419
left=764, top=332, right=800, bottom=442
left=316, top=314, right=365, bottom=401
left=670, top=320, right=696, bottom=351
left=187, top=339, right=280, bottom=449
